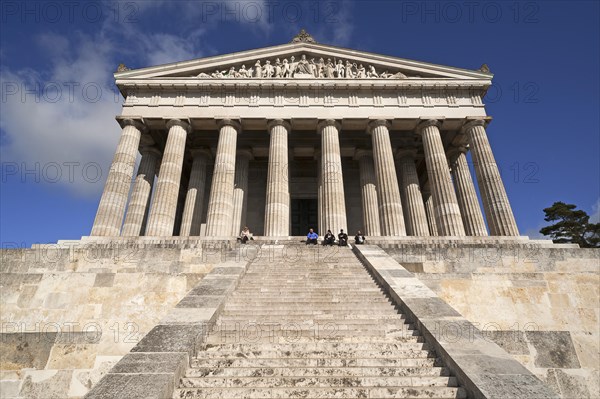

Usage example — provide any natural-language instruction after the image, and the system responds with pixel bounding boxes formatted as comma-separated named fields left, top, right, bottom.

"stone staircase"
left=174, top=245, right=466, bottom=398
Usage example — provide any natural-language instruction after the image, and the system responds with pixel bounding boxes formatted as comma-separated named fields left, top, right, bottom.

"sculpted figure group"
left=196, top=54, right=408, bottom=79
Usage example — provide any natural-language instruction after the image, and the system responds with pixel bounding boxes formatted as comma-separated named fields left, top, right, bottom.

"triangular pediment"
left=115, top=42, right=491, bottom=81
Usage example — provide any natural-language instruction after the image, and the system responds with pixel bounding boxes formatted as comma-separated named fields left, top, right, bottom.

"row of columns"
left=91, top=117, right=519, bottom=237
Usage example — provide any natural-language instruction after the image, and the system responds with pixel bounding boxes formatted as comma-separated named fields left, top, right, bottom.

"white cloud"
left=1, top=33, right=122, bottom=197
left=590, top=198, right=600, bottom=223
left=523, top=227, right=547, bottom=240
left=0, top=4, right=210, bottom=197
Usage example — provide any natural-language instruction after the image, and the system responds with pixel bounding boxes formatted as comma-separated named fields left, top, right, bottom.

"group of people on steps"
left=238, top=226, right=366, bottom=246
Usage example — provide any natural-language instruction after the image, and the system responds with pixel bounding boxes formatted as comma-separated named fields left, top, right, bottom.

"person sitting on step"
left=306, top=228, right=318, bottom=245
left=355, top=230, right=366, bottom=245
left=322, top=230, right=335, bottom=246
left=239, top=226, right=253, bottom=244
left=338, top=229, right=348, bottom=247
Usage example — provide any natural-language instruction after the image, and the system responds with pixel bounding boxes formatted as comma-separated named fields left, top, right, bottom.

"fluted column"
left=145, top=119, right=190, bottom=236
left=264, top=119, right=290, bottom=236
left=424, top=190, right=439, bottom=236
left=368, top=120, right=406, bottom=236
left=205, top=119, right=241, bottom=236
left=121, top=145, right=161, bottom=236
left=230, top=149, right=253, bottom=236
left=417, top=119, right=465, bottom=236
left=91, top=119, right=145, bottom=236
left=448, top=145, right=488, bottom=236
left=316, top=151, right=323, bottom=234
left=396, top=148, right=430, bottom=236
left=318, top=119, right=347, bottom=233
left=463, top=119, right=519, bottom=236
left=354, top=149, right=381, bottom=236
left=180, top=148, right=211, bottom=236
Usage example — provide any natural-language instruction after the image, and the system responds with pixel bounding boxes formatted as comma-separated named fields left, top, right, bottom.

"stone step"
left=174, top=386, right=467, bottom=398
left=209, top=322, right=408, bottom=331
left=204, top=331, right=409, bottom=342
left=224, top=302, right=395, bottom=313
left=224, top=299, right=393, bottom=305
left=190, top=357, right=443, bottom=368
left=194, top=346, right=433, bottom=359
left=213, top=318, right=414, bottom=326
left=228, top=295, right=392, bottom=301
left=185, top=365, right=451, bottom=378
left=179, top=375, right=458, bottom=388
left=217, top=312, right=400, bottom=319
left=200, top=342, right=427, bottom=352
left=203, top=336, right=422, bottom=345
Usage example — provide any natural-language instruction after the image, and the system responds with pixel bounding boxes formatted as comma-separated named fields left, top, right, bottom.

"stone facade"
left=89, top=40, right=520, bottom=238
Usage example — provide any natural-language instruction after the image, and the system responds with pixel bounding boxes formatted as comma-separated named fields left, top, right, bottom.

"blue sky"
left=1, top=0, right=599, bottom=246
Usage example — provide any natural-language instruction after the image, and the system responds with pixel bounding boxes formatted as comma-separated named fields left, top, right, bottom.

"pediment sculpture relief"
left=195, top=53, right=409, bottom=80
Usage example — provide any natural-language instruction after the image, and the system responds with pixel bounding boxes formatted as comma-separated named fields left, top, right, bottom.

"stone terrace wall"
left=0, top=242, right=246, bottom=398
left=381, top=243, right=600, bottom=399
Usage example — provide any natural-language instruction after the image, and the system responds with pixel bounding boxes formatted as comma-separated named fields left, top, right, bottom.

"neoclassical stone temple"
left=91, top=31, right=519, bottom=238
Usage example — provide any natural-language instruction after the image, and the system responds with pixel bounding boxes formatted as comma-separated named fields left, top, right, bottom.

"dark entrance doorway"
left=291, top=198, right=318, bottom=236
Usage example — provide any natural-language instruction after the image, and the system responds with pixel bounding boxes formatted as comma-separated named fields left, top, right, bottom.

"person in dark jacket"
left=338, top=229, right=348, bottom=246
left=354, top=231, right=366, bottom=244
left=306, top=228, right=318, bottom=245
left=322, top=230, right=335, bottom=246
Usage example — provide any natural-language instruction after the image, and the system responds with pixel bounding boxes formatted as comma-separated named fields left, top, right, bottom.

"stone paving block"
left=188, top=284, right=229, bottom=296
left=526, top=331, right=581, bottom=368
left=402, top=297, right=462, bottom=318
left=19, top=369, right=73, bottom=399
left=93, top=273, right=115, bottom=287
left=160, top=308, right=216, bottom=324
left=131, top=324, right=204, bottom=354
left=110, top=352, right=188, bottom=375
left=471, top=373, right=559, bottom=399
left=483, top=330, right=529, bottom=355
left=176, top=295, right=224, bottom=308
left=0, top=332, right=57, bottom=369
left=83, top=373, right=174, bottom=399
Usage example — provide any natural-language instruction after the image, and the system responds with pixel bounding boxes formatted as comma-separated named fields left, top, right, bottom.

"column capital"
left=366, top=119, right=391, bottom=134
left=415, top=118, right=443, bottom=134
left=236, top=148, right=254, bottom=161
left=217, top=118, right=242, bottom=133
left=317, top=119, right=341, bottom=133
left=267, top=119, right=291, bottom=131
left=461, top=116, right=492, bottom=133
left=165, top=118, right=191, bottom=133
left=190, top=147, right=212, bottom=160
left=395, top=146, right=418, bottom=160
left=118, top=117, right=147, bottom=132
left=353, top=148, right=373, bottom=161
left=447, top=144, right=469, bottom=157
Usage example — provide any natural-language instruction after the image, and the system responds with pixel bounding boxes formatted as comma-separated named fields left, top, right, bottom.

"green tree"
left=540, top=202, right=600, bottom=248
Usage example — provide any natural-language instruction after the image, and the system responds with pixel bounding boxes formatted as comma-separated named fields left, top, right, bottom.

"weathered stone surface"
left=526, top=331, right=581, bottom=368
left=84, top=373, right=174, bottom=399
left=19, top=370, right=73, bottom=399
left=471, top=373, right=559, bottom=399
left=110, top=352, right=188, bottom=375
left=483, top=330, right=529, bottom=355
left=93, top=273, right=115, bottom=287
left=176, top=295, right=224, bottom=308
left=402, top=297, right=461, bottom=318
left=47, top=344, right=97, bottom=369
left=0, top=332, right=56, bottom=369
left=159, top=308, right=216, bottom=324
left=131, top=324, right=204, bottom=354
